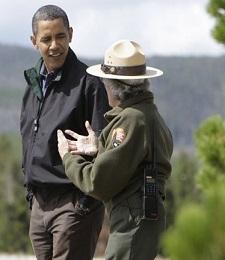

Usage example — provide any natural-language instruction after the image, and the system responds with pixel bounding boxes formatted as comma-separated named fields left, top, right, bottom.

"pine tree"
left=162, top=115, right=225, bottom=260
left=207, top=0, right=225, bottom=44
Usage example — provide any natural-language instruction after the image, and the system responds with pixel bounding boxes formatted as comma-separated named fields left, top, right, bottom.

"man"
left=57, top=39, right=173, bottom=259
left=20, top=5, right=109, bottom=260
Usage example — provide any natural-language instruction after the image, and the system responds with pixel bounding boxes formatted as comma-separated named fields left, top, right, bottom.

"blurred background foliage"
left=0, top=134, right=31, bottom=253
left=162, top=115, right=225, bottom=260
left=207, top=0, right=225, bottom=44
left=161, top=0, right=225, bottom=258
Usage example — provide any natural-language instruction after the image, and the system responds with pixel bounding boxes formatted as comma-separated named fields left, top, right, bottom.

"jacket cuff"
left=62, top=152, right=73, bottom=165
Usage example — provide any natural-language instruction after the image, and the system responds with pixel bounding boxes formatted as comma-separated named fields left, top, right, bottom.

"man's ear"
left=68, top=27, right=73, bottom=43
left=30, top=35, right=38, bottom=49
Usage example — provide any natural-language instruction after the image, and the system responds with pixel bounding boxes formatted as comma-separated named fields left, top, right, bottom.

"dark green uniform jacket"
left=63, top=92, right=173, bottom=214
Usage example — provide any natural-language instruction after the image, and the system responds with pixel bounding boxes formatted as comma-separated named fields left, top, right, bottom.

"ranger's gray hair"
left=32, top=5, right=70, bottom=35
left=102, top=78, right=150, bottom=103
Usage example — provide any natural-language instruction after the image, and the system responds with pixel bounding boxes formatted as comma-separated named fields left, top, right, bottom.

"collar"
left=39, top=62, right=62, bottom=82
left=105, top=92, right=153, bottom=121
left=119, top=91, right=153, bottom=109
left=24, top=53, right=66, bottom=100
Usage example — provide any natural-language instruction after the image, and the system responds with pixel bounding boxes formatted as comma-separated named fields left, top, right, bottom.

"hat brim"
left=86, top=65, right=163, bottom=79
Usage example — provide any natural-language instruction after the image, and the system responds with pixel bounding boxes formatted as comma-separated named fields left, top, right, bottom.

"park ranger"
left=57, top=39, right=173, bottom=260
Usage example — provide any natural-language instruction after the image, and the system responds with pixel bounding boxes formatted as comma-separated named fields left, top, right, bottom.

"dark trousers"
left=105, top=193, right=165, bottom=260
left=29, top=188, right=104, bottom=260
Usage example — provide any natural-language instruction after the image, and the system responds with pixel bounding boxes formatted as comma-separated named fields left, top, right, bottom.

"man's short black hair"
left=32, top=5, right=70, bottom=35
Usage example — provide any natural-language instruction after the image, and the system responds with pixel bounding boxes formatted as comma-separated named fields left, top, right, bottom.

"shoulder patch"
left=112, top=128, right=126, bottom=148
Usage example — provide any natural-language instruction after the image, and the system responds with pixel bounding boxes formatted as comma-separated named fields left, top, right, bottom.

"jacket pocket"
left=126, top=191, right=143, bottom=225
left=109, top=191, right=143, bottom=233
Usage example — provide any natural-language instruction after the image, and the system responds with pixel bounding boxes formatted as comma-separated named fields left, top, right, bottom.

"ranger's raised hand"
left=57, top=129, right=70, bottom=159
left=65, top=121, right=98, bottom=156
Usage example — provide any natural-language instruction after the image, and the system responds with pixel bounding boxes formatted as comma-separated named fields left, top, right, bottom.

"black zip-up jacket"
left=20, top=48, right=109, bottom=190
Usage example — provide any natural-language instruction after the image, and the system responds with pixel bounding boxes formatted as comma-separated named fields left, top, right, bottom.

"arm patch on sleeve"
left=112, top=128, right=126, bottom=148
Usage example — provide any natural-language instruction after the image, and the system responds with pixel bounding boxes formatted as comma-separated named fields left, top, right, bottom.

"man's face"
left=31, top=18, right=73, bottom=72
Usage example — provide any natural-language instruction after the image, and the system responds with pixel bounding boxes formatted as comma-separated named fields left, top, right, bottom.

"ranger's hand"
left=65, top=121, right=98, bottom=156
left=57, top=129, right=69, bottom=159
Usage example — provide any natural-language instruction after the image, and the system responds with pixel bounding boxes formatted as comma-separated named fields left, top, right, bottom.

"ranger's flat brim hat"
left=86, top=39, right=163, bottom=80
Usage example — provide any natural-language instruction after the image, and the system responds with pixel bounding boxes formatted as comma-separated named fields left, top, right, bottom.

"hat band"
left=101, top=64, right=146, bottom=76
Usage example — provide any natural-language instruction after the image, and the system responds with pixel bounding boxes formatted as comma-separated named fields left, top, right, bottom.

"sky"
left=0, top=0, right=225, bottom=58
